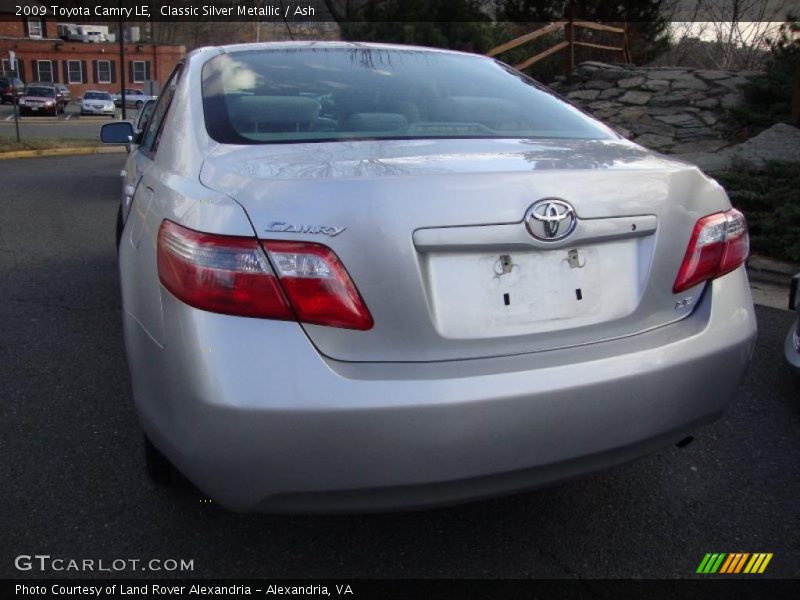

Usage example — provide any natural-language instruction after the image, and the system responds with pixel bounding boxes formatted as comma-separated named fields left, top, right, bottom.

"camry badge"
left=524, top=199, right=577, bottom=241
left=265, top=222, right=347, bottom=237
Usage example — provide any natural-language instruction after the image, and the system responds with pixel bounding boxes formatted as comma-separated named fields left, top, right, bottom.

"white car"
left=113, top=88, right=157, bottom=109
left=81, top=91, right=115, bottom=117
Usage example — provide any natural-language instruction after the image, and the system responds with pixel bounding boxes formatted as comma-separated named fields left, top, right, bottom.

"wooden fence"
left=487, top=19, right=631, bottom=77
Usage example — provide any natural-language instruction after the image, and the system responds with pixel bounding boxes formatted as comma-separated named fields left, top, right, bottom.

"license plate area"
left=422, top=240, right=643, bottom=339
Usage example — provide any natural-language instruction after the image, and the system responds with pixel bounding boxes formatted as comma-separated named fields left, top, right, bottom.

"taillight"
left=157, top=221, right=373, bottom=330
left=262, top=241, right=374, bottom=331
left=673, top=208, right=749, bottom=293
left=157, top=220, right=293, bottom=320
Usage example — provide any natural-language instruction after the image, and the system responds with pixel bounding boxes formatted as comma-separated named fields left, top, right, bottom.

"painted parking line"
left=65, top=114, right=72, bottom=121
left=0, top=119, right=100, bottom=125
left=4, top=115, right=13, bottom=121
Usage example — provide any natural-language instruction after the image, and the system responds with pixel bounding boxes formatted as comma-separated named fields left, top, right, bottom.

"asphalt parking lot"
left=0, top=102, right=137, bottom=140
left=1, top=155, right=798, bottom=579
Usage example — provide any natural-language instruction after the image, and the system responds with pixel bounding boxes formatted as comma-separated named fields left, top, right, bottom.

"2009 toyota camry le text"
left=100, top=42, right=757, bottom=513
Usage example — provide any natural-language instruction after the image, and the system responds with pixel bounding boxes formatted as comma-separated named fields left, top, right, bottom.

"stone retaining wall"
left=548, top=61, right=760, bottom=153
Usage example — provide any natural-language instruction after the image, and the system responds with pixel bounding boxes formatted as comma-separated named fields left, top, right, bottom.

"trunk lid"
left=200, top=137, right=721, bottom=362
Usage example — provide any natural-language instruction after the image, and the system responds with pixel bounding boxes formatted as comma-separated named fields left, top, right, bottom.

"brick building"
left=0, top=12, right=185, bottom=97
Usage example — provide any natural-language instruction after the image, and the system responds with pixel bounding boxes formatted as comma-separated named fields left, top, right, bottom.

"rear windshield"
left=201, top=48, right=614, bottom=144
left=26, top=87, right=55, bottom=97
left=84, top=92, right=111, bottom=100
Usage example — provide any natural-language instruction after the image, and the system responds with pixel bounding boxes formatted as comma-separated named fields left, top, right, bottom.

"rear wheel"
left=144, top=434, right=177, bottom=486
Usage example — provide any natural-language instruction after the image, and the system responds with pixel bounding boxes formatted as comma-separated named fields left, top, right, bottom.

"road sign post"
left=8, top=50, right=20, bottom=143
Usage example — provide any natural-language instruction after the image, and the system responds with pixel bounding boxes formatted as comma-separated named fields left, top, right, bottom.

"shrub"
left=730, top=19, right=800, bottom=134
left=716, top=161, right=800, bottom=263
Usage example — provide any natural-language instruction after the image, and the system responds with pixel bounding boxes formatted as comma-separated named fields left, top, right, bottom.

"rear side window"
left=140, top=65, right=182, bottom=156
left=201, top=48, right=613, bottom=145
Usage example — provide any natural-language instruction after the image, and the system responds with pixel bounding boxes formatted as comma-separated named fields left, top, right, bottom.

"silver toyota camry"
left=101, top=42, right=757, bottom=512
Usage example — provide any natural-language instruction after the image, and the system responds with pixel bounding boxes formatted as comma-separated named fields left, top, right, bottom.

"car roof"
left=209, top=40, right=484, bottom=59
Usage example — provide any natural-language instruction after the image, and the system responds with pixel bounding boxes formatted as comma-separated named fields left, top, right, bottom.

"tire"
left=144, top=434, right=177, bottom=486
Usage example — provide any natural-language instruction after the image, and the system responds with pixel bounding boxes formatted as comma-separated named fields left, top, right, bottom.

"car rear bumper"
left=125, top=268, right=756, bottom=512
left=82, top=109, right=115, bottom=115
left=20, top=108, right=56, bottom=114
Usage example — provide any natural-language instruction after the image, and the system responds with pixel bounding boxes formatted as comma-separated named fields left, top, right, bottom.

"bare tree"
left=662, top=0, right=791, bottom=70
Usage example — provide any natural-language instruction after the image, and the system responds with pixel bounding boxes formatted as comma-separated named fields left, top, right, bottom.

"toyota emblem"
left=525, top=199, right=577, bottom=241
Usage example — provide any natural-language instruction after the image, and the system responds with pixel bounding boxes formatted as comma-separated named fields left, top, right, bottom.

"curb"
left=747, top=255, right=800, bottom=288
left=0, top=146, right=126, bottom=160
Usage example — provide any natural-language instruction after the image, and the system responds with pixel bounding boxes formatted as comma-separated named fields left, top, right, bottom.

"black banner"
left=1, top=0, right=797, bottom=23
left=3, top=579, right=800, bottom=600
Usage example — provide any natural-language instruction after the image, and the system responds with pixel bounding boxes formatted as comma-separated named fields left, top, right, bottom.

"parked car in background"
left=80, top=90, right=116, bottom=117
left=55, top=83, right=73, bottom=107
left=100, top=42, right=757, bottom=513
left=113, top=88, right=156, bottom=109
left=0, top=76, right=25, bottom=104
left=26, top=82, right=67, bottom=113
left=18, top=85, right=60, bottom=116
left=787, top=274, right=799, bottom=371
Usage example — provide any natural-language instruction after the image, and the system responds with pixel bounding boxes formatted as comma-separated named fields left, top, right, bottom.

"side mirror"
left=101, top=121, right=134, bottom=144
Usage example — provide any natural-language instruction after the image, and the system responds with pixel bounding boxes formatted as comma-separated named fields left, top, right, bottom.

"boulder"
left=671, top=75, right=708, bottom=91
left=587, top=100, right=620, bottom=110
left=654, top=113, right=699, bottom=126
left=668, top=140, right=729, bottom=154
left=585, top=79, right=614, bottom=90
left=619, top=91, right=652, bottom=105
left=566, top=89, right=601, bottom=101
left=641, top=79, right=670, bottom=92
left=672, top=150, right=734, bottom=172
left=695, top=70, right=731, bottom=81
left=556, top=62, right=758, bottom=153
left=692, top=97, right=719, bottom=109
left=634, top=134, right=674, bottom=148
left=729, top=123, right=800, bottom=167
left=645, top=69, right=687, bottom=80
left=618, top=76, right=646, bottom=88
left=650, top=93, right=693, bottom=107
left=631, top=116, right=676, bottom=136
left=598, top=87, right=625, bottom=99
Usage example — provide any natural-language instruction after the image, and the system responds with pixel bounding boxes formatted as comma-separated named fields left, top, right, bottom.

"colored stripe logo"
left=696, top=553, right=773, bottom=574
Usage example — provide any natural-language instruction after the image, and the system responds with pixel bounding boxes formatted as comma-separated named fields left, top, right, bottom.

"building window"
left=132, top=61, right=147, bottom=83
left=97, top=60, right=111, bottom=83
left=36, top=60, right=53, bottom=82
left=27, top=18, right=43, bottom=38
left=67, top=60, right=83, bottom=84
left=3, top=59, right=23, bottom=80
